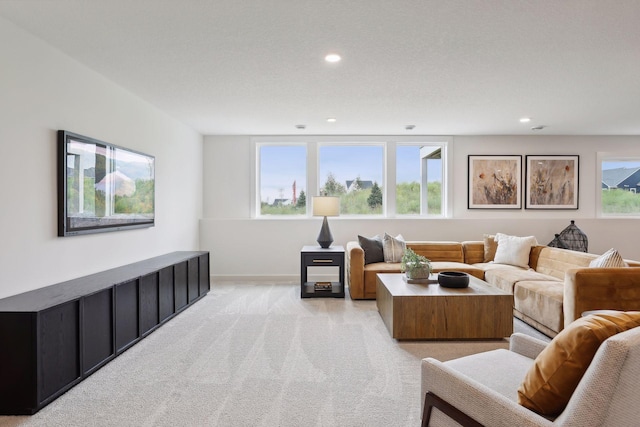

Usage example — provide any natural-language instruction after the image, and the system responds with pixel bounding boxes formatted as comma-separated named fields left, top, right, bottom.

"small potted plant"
left=401, top=248, right=432, bottom=279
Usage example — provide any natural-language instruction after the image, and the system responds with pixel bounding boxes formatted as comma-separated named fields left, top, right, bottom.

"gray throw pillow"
left=358, top=234, right=384, bottom=265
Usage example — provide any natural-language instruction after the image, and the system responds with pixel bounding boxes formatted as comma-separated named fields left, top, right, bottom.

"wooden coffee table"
left=376, top=273, right=513, bottom=340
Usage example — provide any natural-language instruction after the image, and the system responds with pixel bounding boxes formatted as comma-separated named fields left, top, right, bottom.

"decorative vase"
left=405, top=262, right=431, bottom=279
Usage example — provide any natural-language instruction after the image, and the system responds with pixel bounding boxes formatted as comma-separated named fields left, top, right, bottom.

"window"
left=600, top=157, right=640, bottom=216
left=318, top=144, right=384, bottom=215
left=396, top=144, right=443, bottom=215
left=254, top=138, right=448, bottom=217
left=258, top=144, right=307, bottom=215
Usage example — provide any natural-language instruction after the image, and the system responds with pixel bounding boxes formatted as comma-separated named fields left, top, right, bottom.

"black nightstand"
left=300, top=245, right=345, bottom=298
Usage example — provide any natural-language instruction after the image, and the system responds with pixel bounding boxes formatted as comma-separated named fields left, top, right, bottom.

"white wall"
left=0, top=18, right=203, bottom=299
left=202, top=134, right=640, bottom=281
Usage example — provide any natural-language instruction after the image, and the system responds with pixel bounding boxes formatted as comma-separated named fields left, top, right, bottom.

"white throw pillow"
left=493, top=233, right=538, bottom=268
left=589, top=248, right=628, bottom=268
left=383, top=233, right=406, bottom=263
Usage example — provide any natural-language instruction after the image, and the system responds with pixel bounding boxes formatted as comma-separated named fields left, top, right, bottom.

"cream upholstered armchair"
left=421, top=327, right=640, bottom=427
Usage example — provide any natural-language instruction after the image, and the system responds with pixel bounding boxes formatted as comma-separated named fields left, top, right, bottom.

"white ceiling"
left=1, top=0, right=639, bottom=136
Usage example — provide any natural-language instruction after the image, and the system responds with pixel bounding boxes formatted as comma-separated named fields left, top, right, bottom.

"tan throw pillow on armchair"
left=518, top=311, right=640, bottom=416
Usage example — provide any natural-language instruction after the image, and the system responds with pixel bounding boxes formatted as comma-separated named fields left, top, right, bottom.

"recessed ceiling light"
left=324, top=53, right=341, bottom=63
left=519, top=117, right=531, bottom=123
left=326, top=117, right=337, bottom=123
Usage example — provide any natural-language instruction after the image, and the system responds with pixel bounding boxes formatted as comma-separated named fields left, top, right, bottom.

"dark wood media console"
left=0, top=251, right=210, bottom=415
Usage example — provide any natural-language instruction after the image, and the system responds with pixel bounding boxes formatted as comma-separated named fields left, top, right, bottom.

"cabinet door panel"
left=115, top=280, right=139, bottom=353
left=139, top=273, right=159, bottom=335
left=82, top=289, right=114, bottom=375
left=39, top=301, right=80, bottom=403
left=188, top=257, right=199, bottom=302
left=158, top=266, right=174, bottom=321
left=199, top=254, right=210, bottom=294
left=174, top=262, right=188, bottom=311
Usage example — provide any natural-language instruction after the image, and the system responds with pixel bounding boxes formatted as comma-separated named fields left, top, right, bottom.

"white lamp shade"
left=312, top=196, right=340, bottom=217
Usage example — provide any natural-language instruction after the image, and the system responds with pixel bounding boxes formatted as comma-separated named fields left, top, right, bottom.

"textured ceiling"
left=1, top=0, right=639, bottom=135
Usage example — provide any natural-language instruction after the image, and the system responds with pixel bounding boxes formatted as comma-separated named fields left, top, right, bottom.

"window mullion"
left=386, top=141, right=396, bottom=217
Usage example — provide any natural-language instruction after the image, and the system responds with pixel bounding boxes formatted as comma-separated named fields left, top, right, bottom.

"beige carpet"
left=0, top=282, right=546, bottom=427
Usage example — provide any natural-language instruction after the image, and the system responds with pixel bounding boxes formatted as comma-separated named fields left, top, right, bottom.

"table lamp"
left=312, top=196, right=340, bottom=248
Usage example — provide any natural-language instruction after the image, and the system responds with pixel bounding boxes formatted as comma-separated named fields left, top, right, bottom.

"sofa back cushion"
left=531, top=246, right=598, bottom=280
left=461, top=241, right=485, bottom=264
left=406, top=241, right=464, bottom=262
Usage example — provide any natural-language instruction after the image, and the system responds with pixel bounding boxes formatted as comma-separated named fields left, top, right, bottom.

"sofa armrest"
left=421, top=358, right=550, bottom=427
left=564, top=267, right=640, bottom=326
left=346, top=241, right=366, bottom=299
left=509, top=333, right=548, bottom=359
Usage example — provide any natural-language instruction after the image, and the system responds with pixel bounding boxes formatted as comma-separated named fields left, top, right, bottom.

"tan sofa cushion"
left=514, top=281, right=564, bottom=334
left=363, top=262, right=401, bottom=298
left=532, top=246, right=597, bottom=280
left=430, top=262, right=485, bottom=280
left=483, top=234, right=497, bottom=262
left=518, top=311, right=640, bottom=416
left=461, top=241, right=484, bottom=264
left=406, top=241, right=464, bottom=262
left=484, top=268, right=558, bottom=294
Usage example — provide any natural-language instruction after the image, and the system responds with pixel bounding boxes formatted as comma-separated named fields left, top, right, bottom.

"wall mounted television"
left=58, top=130, right=155, bottom=236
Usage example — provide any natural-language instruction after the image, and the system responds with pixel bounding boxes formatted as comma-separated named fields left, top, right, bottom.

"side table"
left=300, top=245, right=345, bottom=298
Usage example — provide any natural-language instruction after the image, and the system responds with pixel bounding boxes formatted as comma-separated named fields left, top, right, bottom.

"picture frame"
left=468, top=155, right=522, bottom=209
left=525, top=155, right=579, bottom=209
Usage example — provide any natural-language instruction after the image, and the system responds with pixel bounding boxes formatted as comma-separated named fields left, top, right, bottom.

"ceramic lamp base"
left=317, top=216, right=333, bottom=248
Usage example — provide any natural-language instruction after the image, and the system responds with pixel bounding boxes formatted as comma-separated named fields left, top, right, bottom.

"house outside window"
left=318, top=144, right=384, bottom=215
left=253, top=138, right=448, bottom=218
left=599, top=156, right=640, bottom=216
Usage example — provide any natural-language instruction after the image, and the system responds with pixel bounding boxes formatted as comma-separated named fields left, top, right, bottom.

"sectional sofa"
left=346, top=239, right=640, bottom=336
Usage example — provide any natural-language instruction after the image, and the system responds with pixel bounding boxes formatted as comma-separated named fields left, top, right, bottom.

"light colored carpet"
left=0, top=282, right=548, bottom=427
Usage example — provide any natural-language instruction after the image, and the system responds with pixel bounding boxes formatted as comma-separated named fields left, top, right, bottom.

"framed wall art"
left=468, top=155, right=522, bottom=209
left=525, top=155, right=579, bottom=209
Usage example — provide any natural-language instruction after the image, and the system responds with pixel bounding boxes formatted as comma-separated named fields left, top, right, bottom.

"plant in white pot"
left=401, top=248, right=432, bottom=279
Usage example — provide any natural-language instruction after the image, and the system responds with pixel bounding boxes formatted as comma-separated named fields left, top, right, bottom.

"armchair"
left=421, top=328, right=640, bottom=426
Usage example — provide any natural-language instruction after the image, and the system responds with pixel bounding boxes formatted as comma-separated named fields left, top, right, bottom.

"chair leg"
left=422, top=392, right=483, bottom=427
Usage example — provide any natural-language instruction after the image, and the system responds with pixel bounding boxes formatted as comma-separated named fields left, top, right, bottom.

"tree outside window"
left=319, top=145, right=384, bottom=215
left=396, top=144, right=443, bottom=215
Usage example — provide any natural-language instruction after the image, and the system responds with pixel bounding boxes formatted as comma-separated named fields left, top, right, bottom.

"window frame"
left=394, top=141, right=448, bottom=217
left=597, top=152, right=640, bottom=218
left=317, top=141, right=386, bottom=217
left=252, top=136, right=451, bottom=218
left=254, top=141, right=309, bottom=217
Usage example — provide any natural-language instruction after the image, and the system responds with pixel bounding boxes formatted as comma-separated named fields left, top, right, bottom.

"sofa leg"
left=422, top=392, right=483, bottom=427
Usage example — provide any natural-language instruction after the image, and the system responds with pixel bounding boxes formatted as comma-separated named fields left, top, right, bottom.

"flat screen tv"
left=58, top=130, right=155, bottom=236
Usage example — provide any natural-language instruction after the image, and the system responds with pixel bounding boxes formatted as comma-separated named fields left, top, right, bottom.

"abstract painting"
left=525, top=155, right=579, bottom=209
left=468, top=155, right=522, bottom=209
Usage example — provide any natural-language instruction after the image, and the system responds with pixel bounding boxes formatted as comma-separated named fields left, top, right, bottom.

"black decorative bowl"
left=437, top=271, right=470, bottom=288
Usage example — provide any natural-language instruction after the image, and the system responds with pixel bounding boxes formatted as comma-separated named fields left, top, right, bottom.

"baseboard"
left=211, top=274, right=298, bottom=283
